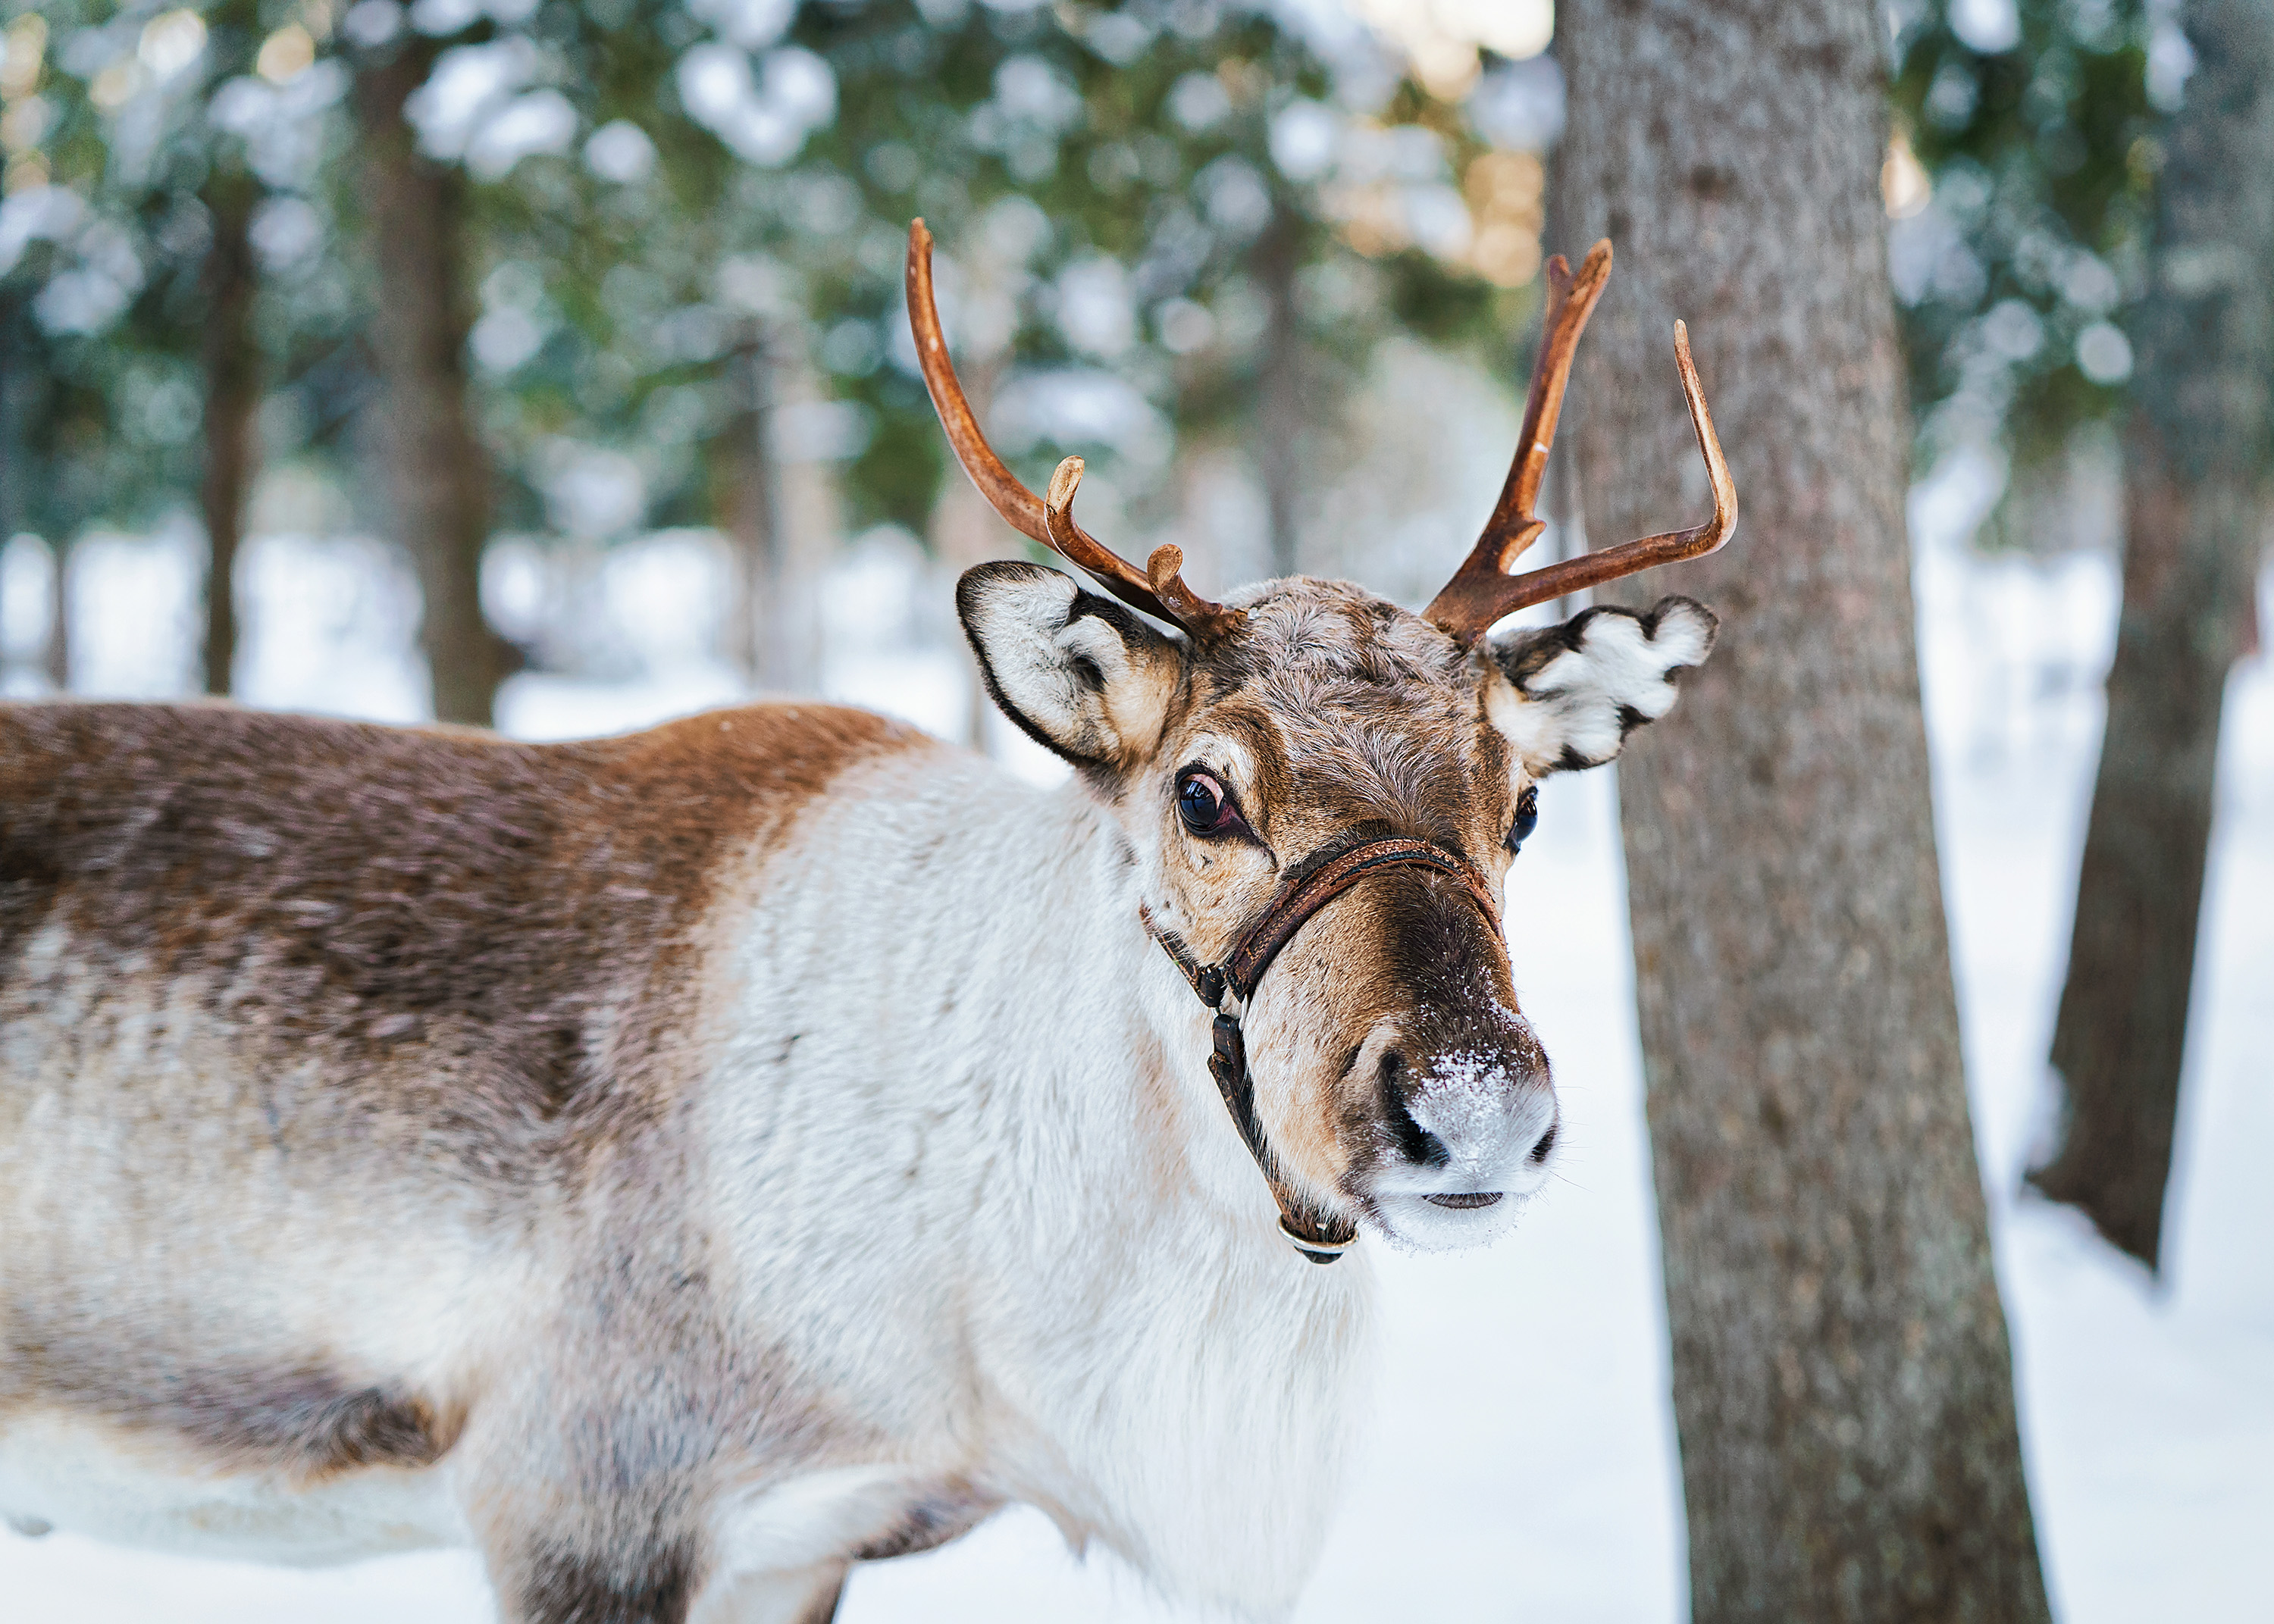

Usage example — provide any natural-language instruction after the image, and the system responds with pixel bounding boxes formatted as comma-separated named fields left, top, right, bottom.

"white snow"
left=2, top=518, right=2267, bottom=1621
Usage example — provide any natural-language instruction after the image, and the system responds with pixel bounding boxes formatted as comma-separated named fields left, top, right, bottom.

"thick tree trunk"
left=199, top=172, right=261, bottom=697
left=718, top=322, right=794, bottom=690
left=355, top=40, right=507, bottom=727
left=1253, top=203, right=1305, bottom=580
left=2031, top=0, right=2273, bottom=1271
left=1556, top=3, right=2050, bottom=1619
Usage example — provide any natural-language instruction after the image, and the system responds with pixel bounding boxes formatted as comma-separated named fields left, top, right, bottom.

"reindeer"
left=0, top=226, right=1732, bottom=1622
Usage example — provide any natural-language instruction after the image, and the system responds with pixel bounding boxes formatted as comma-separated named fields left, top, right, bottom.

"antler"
left=906, top=219, right=1245, bottom=641
left=1424, top=242, right=1737, bottom=644
left=1045, top=457, right=1245, bottom=639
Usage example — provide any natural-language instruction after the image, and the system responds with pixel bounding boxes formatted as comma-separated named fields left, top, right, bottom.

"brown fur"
left=11, top=1348, right=456, bottom=1480
left=847, top=1480, right=994, bottom=1561
left=509, top=1538, right=701, bottom=1624
left=1129, top=580, right=1533, bottom=1196
left=0, top=700, right=922, bottom=1180
left=1164, top=580, right=1514, bottom=907
left=0, top=699, right=922, bottom=1525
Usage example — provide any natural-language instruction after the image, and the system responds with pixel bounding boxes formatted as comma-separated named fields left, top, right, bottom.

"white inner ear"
left=1484, top=671, right=1562, bottom=777
left=962, top=566, right=1177, bottom=765
left=1486, top=601, right=1715, bottom=777
left=969, top=571, right=1095, bottom=743
left=1056, top=614, right=1135, bottom=686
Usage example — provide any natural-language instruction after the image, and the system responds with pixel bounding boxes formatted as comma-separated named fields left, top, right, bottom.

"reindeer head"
left=910, top=223, right=1734, bottom=1254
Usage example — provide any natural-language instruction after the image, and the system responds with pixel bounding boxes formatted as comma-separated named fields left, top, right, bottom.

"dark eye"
left=1507, top=785, right=1539, bottom=854
left=1176, top=770, right=1237, bottom=836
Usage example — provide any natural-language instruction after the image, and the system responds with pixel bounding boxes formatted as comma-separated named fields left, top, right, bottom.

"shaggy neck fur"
left=698, top=753, right=1376, bottom=1613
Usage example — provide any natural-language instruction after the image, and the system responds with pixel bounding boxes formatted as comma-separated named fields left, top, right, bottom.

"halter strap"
left=1142, top=837, right=1503, bottom=1264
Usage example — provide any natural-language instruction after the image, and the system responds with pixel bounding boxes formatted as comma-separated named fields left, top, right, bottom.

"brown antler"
left=1425, top=242, right=1737, bottom=643
left=1045, top=457, right=1245, bottom=639
left=1444, top=242, right=1614, bottom=595
left=907, top=219, right=1244, bottom=641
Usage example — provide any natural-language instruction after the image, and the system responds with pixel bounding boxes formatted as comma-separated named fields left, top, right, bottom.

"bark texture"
left=1555, top=2, right=2050, bottom=1618
left=0, top=293, right=22, bottom=650
left=2, top=294, right=64, bottom=688
left=1253, top=202, right=1305, bottom=580
left=929, top=355, right=1010, bottom=749
left=199, top=172, right=261, bottom=697
left=717, top=323, right=796, bottom=691
left=355, top=41, right=508, bottom=727
left=43, top=537, right=67, bottom=691
left=2032, top=0, right=2273, bottom=1269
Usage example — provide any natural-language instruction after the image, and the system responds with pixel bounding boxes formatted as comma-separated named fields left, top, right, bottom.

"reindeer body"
left=1, top=694, right=1365, bottom=1619
left=3, top=225, right=1737, bottom=1622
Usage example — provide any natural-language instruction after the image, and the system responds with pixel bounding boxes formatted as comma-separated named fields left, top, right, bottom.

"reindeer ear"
left=957, top=561, right=1185, bottom=770
left=1484, top=596, right=1718, bottom=777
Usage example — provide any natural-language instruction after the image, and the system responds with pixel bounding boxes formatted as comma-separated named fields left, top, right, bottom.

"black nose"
left=1376, top=1050, right=1450, bottom=1168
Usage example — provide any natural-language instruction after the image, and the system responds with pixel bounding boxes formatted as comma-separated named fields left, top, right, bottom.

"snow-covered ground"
left=2, top=513, right=2268, bottom=1621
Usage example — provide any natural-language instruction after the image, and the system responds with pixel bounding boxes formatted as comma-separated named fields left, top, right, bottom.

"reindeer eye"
left=1507, top=785, right=1539, bottom=854
left=1176, top=770, right=1237, bottom=836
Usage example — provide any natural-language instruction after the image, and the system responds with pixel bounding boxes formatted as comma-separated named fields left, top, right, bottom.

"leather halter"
left=1142, top=838, right=1504, bottom=1264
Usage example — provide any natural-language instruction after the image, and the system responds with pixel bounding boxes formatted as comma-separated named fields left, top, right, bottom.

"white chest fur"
left=694, top=760, right=1381, bottom=1613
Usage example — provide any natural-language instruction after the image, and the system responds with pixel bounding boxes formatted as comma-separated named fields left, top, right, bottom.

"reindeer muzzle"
left=1145, top=839, right=1504, bottom=1263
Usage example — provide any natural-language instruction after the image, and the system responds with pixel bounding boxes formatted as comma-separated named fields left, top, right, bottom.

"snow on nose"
left=1401, top=1047, right=1558, bottom=1196
left=1354, top=1015, right=1558, bottom=1197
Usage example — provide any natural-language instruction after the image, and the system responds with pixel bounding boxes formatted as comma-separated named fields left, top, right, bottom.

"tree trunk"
left=0, top=293, right=20, bottom=654
left=354, top=39, right=506, bottom=727
left=199, top=171, right=261, bottom=697
left=1539, top=149, right=1586, bottom=621
left=718, top=321, right=794, bottom=690
left=1556, top=3, right=2051, bottom=1619
left=1253, top=202, right=1305, bottom=580
left=43, top=536, right=67, bottom=692
left=929, top=354, right=1010, bottom=751
left=1, top=296, right=61, bottom=690
left=2031, top=0, right=2274, bottom=1271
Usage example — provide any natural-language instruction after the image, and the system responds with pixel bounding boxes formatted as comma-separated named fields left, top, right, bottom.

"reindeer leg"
left=685, top=1561, right=847, bottom=1624
left=498, top=1538, right=705, bottom=1624
left=796, top=1568, right=847, bottom=1624
left=684, top=1465, right=995, bottom=1622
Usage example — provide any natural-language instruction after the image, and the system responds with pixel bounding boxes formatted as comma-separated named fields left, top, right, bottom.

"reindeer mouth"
left=1422, top=1191, right=1505, bottom=1210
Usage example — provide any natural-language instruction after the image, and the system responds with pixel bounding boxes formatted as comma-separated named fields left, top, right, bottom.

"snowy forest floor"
left=2, top=514, right=2268, bottom=1621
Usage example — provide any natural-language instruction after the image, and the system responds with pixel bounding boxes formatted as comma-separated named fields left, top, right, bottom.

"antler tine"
left=1045, top=457, right=1245, bottom=640
left=1498, top=240, right=1614, bottom=555
left=1471, top=321, right=1737, bottom=618
left=1424, top=241, right=1614, bottom=640
left=908, top=220, right=1227, bottom=636
left=1427, top=255, right=1737, bottom=643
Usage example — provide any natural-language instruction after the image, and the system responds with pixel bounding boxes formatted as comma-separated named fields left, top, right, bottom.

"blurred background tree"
left=2026, top=0, right=2272, bottom=1270
left=2, top=0, right=365, bottom=694
left=1893, top=0, right=2272, bottom=1270
left=1887, top=0, right=2159, bottom=523
left=8, top=0, right=1546, bottom=720
left=352, top=14, right=512, bottom=723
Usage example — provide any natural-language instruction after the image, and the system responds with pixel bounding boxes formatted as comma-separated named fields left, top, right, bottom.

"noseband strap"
left=1142, top=838, right=1503, bottom=1265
